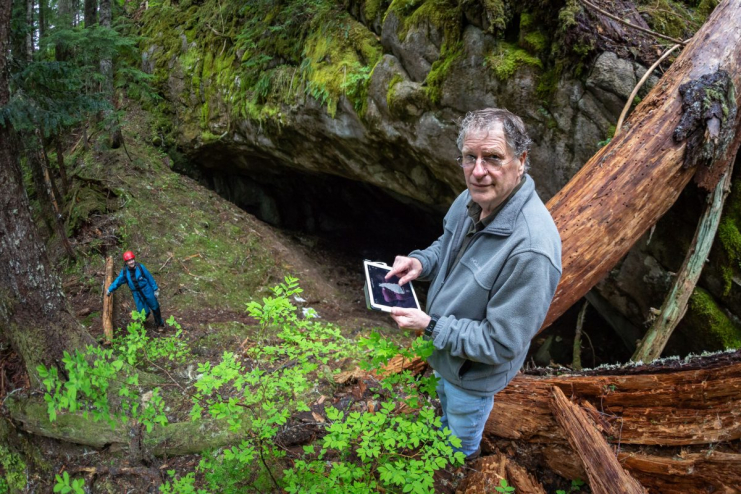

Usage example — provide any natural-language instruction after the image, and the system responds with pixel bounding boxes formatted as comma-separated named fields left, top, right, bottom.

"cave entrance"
left=176, top=156, right=446, bottom=267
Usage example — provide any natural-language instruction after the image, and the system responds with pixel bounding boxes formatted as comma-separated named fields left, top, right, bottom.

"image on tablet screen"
left=367, top=264, right=418, bottom=309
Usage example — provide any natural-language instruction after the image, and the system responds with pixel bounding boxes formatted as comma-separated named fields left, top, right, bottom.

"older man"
left=386, top=108, right=562, bottom=458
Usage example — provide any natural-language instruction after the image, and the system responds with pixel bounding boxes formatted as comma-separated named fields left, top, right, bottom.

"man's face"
left=126, top=259, right=136, bottom=268
left=461, top=123, right=525, bottom=216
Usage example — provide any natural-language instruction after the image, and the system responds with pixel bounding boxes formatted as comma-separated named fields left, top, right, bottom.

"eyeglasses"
left=457, top=154, right=517, bottom=172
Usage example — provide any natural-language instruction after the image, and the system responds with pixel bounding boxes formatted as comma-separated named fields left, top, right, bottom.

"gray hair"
left=456, top=108, right=532, bottom=172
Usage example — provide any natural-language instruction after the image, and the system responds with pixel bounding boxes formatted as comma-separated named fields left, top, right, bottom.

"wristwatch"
left=424, top=315, right=439, bottom=338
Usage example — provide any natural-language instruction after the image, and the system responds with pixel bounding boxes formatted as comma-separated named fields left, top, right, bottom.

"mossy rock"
left=681, top=288, right=741, bottom=351
left=486, top=41, right=542, bottom=80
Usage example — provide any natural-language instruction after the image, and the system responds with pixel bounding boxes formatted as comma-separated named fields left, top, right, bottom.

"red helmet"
left=123, top=251, right=135, bottom=261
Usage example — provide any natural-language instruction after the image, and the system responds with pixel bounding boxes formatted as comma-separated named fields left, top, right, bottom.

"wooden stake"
left=550, top=386, right=648, bottom=494
left=632, top=165, right=733, bottom=363
left=102, top=256, right=114, bottom=342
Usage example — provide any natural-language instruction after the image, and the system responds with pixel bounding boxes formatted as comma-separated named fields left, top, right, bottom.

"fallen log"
left=542, top=0, right=741, bottom=329
left=550, top=386, right=647, bottom=494
left=479, top=350, right=741, bottom=492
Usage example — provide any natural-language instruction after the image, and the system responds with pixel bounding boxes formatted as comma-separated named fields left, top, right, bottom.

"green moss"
left=482, top=0, right=512, bottom=32
left=486, top=42, right=543, bottom=80
left=386, top=73, right=405, bottom=109
left=696, top=0, right=719, bottom=19
left=141, top=0, right=383, bottom=125
left=425, top=41, right=463, bottom=104
left=536, top=66, right=562, bottom=103
left=0, top=445, right=26, bottom=492
left=685, top=288, right=741, bottom=350
left=636, top=0, right=702, bottom=40
left=522, top=31, right=548, bottom=53
left=364, top=0, right=390, bottom=22
left=558, top=0, right=583, bottom=32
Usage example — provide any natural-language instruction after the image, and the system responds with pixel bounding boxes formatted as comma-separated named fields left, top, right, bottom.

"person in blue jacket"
left=107, top=250, right=164, bottom=328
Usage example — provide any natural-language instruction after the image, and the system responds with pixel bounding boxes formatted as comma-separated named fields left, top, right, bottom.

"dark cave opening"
left=176, top=156, right=446, bottom=266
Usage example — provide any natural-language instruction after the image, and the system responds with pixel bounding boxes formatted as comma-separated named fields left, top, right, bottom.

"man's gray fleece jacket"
left=409, top=175, right=561, bottom=396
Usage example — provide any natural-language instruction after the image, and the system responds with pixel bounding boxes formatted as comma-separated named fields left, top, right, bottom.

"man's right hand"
left=386, top=256, right=423, bottom=286
left=106, top=291, right=112, bottom=297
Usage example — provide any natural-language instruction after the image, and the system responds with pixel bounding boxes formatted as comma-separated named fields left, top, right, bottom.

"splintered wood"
left=550, top=386, right=648, bottom=494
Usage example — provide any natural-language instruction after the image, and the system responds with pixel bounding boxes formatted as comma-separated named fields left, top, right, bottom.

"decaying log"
left=455, top=452, right=546, bottom=494
left=619, top=450, right=741, bottom=494
left=632, top=166, right=733, bottom=362
left=476, top=351, right=741, bottom=491
left=542, top=0, right=741, bottom=329
left=102, top=256, right=114, bottom=342
left=486, top=351, right=741, bottom=446
left=550, top=386, right=647, bottom=494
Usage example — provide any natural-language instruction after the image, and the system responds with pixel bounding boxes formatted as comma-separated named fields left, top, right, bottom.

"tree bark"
left=25, top=0, right=32, bottom=61
left=541, top=0, right=741, bottom=329
left=98, top=0, right=122, bottom=148
left=0, top=0, right=94, bottom=383
left=55, top=137, right=69, bottom=195
left=84, top=0, right=96, bottom=27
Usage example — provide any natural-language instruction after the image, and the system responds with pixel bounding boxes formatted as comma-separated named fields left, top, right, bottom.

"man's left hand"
left=154, top=290, right=160, bottom=298
left=390, top=308, right=431, bottom=335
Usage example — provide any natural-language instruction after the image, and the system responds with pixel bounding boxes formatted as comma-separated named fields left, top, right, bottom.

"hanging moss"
left=481, top=0, right=512, bottom=32
left=486, top=42, right=543, bottom=80
left=684, top=288, right=741, bottom=350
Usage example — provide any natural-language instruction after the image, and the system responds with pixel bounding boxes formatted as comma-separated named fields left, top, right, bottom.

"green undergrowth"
left=39, top=277, right=463, bottom=494
left=0, top=444, right=26, bottom=493
left=684, top=288, right=741, bottom=350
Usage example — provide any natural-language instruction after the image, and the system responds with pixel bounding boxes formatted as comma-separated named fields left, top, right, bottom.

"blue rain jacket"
left=108, top=262, right=160, bottom=315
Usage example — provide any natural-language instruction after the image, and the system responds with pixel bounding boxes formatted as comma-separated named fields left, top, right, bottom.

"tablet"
left=363, top=260, right=421, bottom=312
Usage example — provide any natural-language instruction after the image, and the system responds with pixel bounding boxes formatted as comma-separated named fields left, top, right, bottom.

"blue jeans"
left=435, top=373, right=495, bottom=456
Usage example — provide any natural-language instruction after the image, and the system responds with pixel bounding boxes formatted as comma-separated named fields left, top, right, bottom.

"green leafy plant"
left=53, top=472, right=84, bottom=494
left=37, top=313, right=176, bottom=432
left=496, top=478, right=516, bottom=492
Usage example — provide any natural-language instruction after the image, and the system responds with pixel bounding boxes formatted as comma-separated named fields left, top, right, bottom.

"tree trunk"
left=541, top=0, right=741, bottom=329
left=98, top=0, right=122, bottom=148
left=37, top=0, right=44, bottom=39
left=55, top=137, right=69, bottom=195
left=24, top=0, right=32, bottom=61
left=84, top=0, right=96, bottom=27
left=0, top=0, right=94, bottom=383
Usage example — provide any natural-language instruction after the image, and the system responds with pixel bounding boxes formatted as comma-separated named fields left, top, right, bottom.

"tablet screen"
left=365, top=263, right=420, bottom=310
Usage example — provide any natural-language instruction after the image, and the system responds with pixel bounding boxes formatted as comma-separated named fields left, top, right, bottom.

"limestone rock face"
left=150, top=4, right=738, bottom=350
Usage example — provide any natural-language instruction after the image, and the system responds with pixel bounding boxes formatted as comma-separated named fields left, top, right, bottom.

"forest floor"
left=0, top=106, right=592, bottom=494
